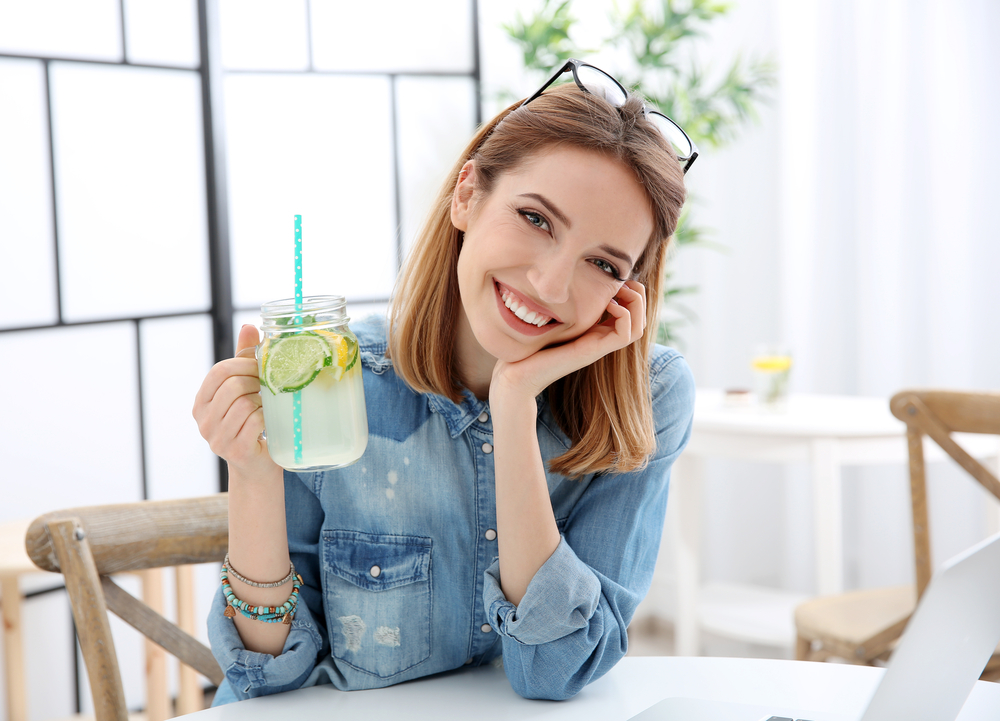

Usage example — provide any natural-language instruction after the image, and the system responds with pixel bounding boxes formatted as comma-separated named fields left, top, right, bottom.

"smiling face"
left=451, top=144, right=655, bottom=376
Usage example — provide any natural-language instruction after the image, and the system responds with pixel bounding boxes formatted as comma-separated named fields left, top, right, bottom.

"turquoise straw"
left=293, top=215, right=303, bottom=465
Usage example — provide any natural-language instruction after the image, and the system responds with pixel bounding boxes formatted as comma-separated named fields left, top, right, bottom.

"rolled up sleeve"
left=206, top=469, right=330, bottom=700
left=207, top=585, right=325, bottom=697
left=484, top=537, right=601, bottom=645
left=482, top=351, right=695, bottom=700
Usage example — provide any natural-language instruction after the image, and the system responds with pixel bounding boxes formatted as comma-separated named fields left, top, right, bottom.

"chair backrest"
left=890, top=390, right=1000, bottom=600
left=25, top=495, right=229, bottom=721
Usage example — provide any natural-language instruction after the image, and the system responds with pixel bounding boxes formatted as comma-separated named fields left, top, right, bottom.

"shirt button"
left=478, top=411, right=489, bottom=423
left=464, top=658, right=473, bottom=665
left=369, top=565, right=381, bottom=578
left=482, top=442, right=493, bottom=454
left=484, top=529, right=497, bottom=541
left=481, top=623, right=492, bottom=633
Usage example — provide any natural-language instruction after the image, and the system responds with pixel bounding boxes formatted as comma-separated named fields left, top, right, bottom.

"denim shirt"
left=207, top=315, right=695, bottom=701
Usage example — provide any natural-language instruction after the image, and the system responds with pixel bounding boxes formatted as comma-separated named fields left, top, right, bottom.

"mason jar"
left=258, top=295, right=368, bottom=471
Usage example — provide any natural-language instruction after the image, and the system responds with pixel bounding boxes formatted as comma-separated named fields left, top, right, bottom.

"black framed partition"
left=0, top=0, right=481, bottom=713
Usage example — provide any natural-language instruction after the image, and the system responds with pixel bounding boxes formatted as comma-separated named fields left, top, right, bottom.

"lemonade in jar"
left=258, top=296, right=368, bottom=471
left=751, top=343, right=793, bottom=412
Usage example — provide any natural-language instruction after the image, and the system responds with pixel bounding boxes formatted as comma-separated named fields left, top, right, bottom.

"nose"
left=526, top=252, right=573, bottom=306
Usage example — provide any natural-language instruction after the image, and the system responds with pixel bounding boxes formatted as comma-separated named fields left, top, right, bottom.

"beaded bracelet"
left=221, top=566, right=303, bottom=624
left=224, top=552, right=296, bottom=588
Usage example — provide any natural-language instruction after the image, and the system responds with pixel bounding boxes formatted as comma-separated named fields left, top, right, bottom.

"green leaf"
left=503, top=0, right=584, bottom=73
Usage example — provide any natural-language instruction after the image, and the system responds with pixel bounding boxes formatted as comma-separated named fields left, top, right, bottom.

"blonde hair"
left=388, top=83, right=686, bottom=478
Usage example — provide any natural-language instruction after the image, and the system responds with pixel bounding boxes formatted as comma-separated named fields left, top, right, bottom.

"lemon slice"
left=261, top=333, right=333, bottom=394
left=751, top=355, right=793, bottom=372
left=313, top=329, right=359, bottom=376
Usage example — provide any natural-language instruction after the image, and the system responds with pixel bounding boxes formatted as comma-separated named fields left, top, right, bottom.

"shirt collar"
left=426, top=388, right=489, bottom=438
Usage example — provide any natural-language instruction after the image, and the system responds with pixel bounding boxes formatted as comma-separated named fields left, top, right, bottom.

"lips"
left=493, top=281, right=562, bottom=336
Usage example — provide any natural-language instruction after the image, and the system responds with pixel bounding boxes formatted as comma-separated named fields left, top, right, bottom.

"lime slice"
left=313, top=329, right=359, bottom=377
left=261, top=333, right=333, bottom=393
left=344, top=337, right=358, bottom=372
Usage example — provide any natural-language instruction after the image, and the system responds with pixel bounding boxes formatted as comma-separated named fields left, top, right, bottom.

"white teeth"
left=499, top=285, right=552, bottom=327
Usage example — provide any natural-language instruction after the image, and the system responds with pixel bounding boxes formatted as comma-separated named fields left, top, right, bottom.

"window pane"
left=395, top=76, right=477, bottom=257
left=219, top=0, right=308, bottom=70
left=225, top=74, right=397, bottom=307
left=140, top=314, right=218, bottom=500
left=123, top=0, right=200, bottom=68
left=0, top=0, right=122, bottom=61
left=1, top=323, right=144, bottom=518
left=0, top=59, right=58, bottom=329
left=346, top=301, right=388, bottom=327
left=311, top=0, right=472, bottom=73
left=50, top=62, right=210, bottom=322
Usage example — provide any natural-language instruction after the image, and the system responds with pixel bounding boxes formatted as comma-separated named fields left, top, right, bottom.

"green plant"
left=503, top=0, right=775, bottom=346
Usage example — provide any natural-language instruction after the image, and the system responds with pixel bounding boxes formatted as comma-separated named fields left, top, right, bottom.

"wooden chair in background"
left=794, top=390, right=1000, bottom=681
left=25, top=495, right=228, bottom=721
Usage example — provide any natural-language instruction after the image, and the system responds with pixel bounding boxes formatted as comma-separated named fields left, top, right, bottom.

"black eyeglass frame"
left=521, top=58, right=699, bottom=174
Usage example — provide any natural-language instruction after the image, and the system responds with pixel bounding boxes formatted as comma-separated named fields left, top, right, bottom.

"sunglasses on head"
left=521, top=58, right=698, bottom=174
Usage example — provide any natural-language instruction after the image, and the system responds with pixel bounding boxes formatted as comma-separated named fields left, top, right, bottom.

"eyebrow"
left=598, top=244, right=635, bottom=270
left=517, top=192, right=636, bottom=271
left=517, top=193, right=572, bottom=229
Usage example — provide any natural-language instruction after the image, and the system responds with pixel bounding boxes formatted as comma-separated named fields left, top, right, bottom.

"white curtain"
left=677, top=0, right=1000, bottom=602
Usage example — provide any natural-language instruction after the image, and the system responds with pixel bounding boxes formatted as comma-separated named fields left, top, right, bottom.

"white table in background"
left=668, top=390, right=1000, bottom=657
left=178, top=656, right=1000, bottom=720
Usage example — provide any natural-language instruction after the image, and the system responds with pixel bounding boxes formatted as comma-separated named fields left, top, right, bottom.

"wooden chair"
left=794, top=390, right=1000, bottom=681
left=25, top=495, right=229, bottom=721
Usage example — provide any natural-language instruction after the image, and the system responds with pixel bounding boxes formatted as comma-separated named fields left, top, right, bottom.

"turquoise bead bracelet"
left=221, top=566, right=303, bottom=624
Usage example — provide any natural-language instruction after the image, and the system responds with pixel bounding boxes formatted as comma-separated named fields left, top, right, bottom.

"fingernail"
left=241, top=324, right=252, bottom=330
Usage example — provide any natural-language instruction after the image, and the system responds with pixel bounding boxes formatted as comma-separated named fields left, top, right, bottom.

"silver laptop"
left=631, top=531, right=1000, bottom=721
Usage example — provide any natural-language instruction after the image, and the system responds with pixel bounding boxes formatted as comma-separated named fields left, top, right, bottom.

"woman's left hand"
left=490, top=279, right=647, bottom=401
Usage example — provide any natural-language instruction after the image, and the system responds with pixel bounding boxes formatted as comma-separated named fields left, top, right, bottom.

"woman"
left=194, top=60, right=697, bottom=703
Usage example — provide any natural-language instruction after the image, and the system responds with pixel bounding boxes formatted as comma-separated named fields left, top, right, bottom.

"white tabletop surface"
left=182, top=656, right=1000, bottom=720
left=694, top=390, right=905, bottom=437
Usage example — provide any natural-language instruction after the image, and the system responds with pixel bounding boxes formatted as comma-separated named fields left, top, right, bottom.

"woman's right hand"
left=193, top=324, right=279, bottom=479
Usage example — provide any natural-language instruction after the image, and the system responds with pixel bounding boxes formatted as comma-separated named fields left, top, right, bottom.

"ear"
left=450, top=160, right=477, bottom=232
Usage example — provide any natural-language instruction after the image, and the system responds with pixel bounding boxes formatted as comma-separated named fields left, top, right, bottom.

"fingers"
left=236, top=406, right=266, bottom=448
left=208, top=375, right=262, bottom=430
left=190, top=323, right=277, bottom=475
left=236, top=324, right=260, bottom=357
left=193, top=357, right=259, bottom=408
left=606, top=279, right=647, bottom=343
left=192, top=325, right=263, bottom=464
left=218, top=388, right=264, bottom=445
left=195, top=375, right=263, bottom=456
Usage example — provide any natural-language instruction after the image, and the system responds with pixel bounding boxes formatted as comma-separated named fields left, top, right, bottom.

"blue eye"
left=592, top=258, right=624, bottom=281
left=517, top=209, right=551, bottom=232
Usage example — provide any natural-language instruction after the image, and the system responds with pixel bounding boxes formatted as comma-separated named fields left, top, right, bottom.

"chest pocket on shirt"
left=322, top=530, right=432, bottom=678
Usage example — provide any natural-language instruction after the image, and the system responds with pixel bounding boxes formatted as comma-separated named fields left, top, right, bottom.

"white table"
left=179, top=656, right=1000, bottom=720
left=667, top=390, right=1000, bottom=656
